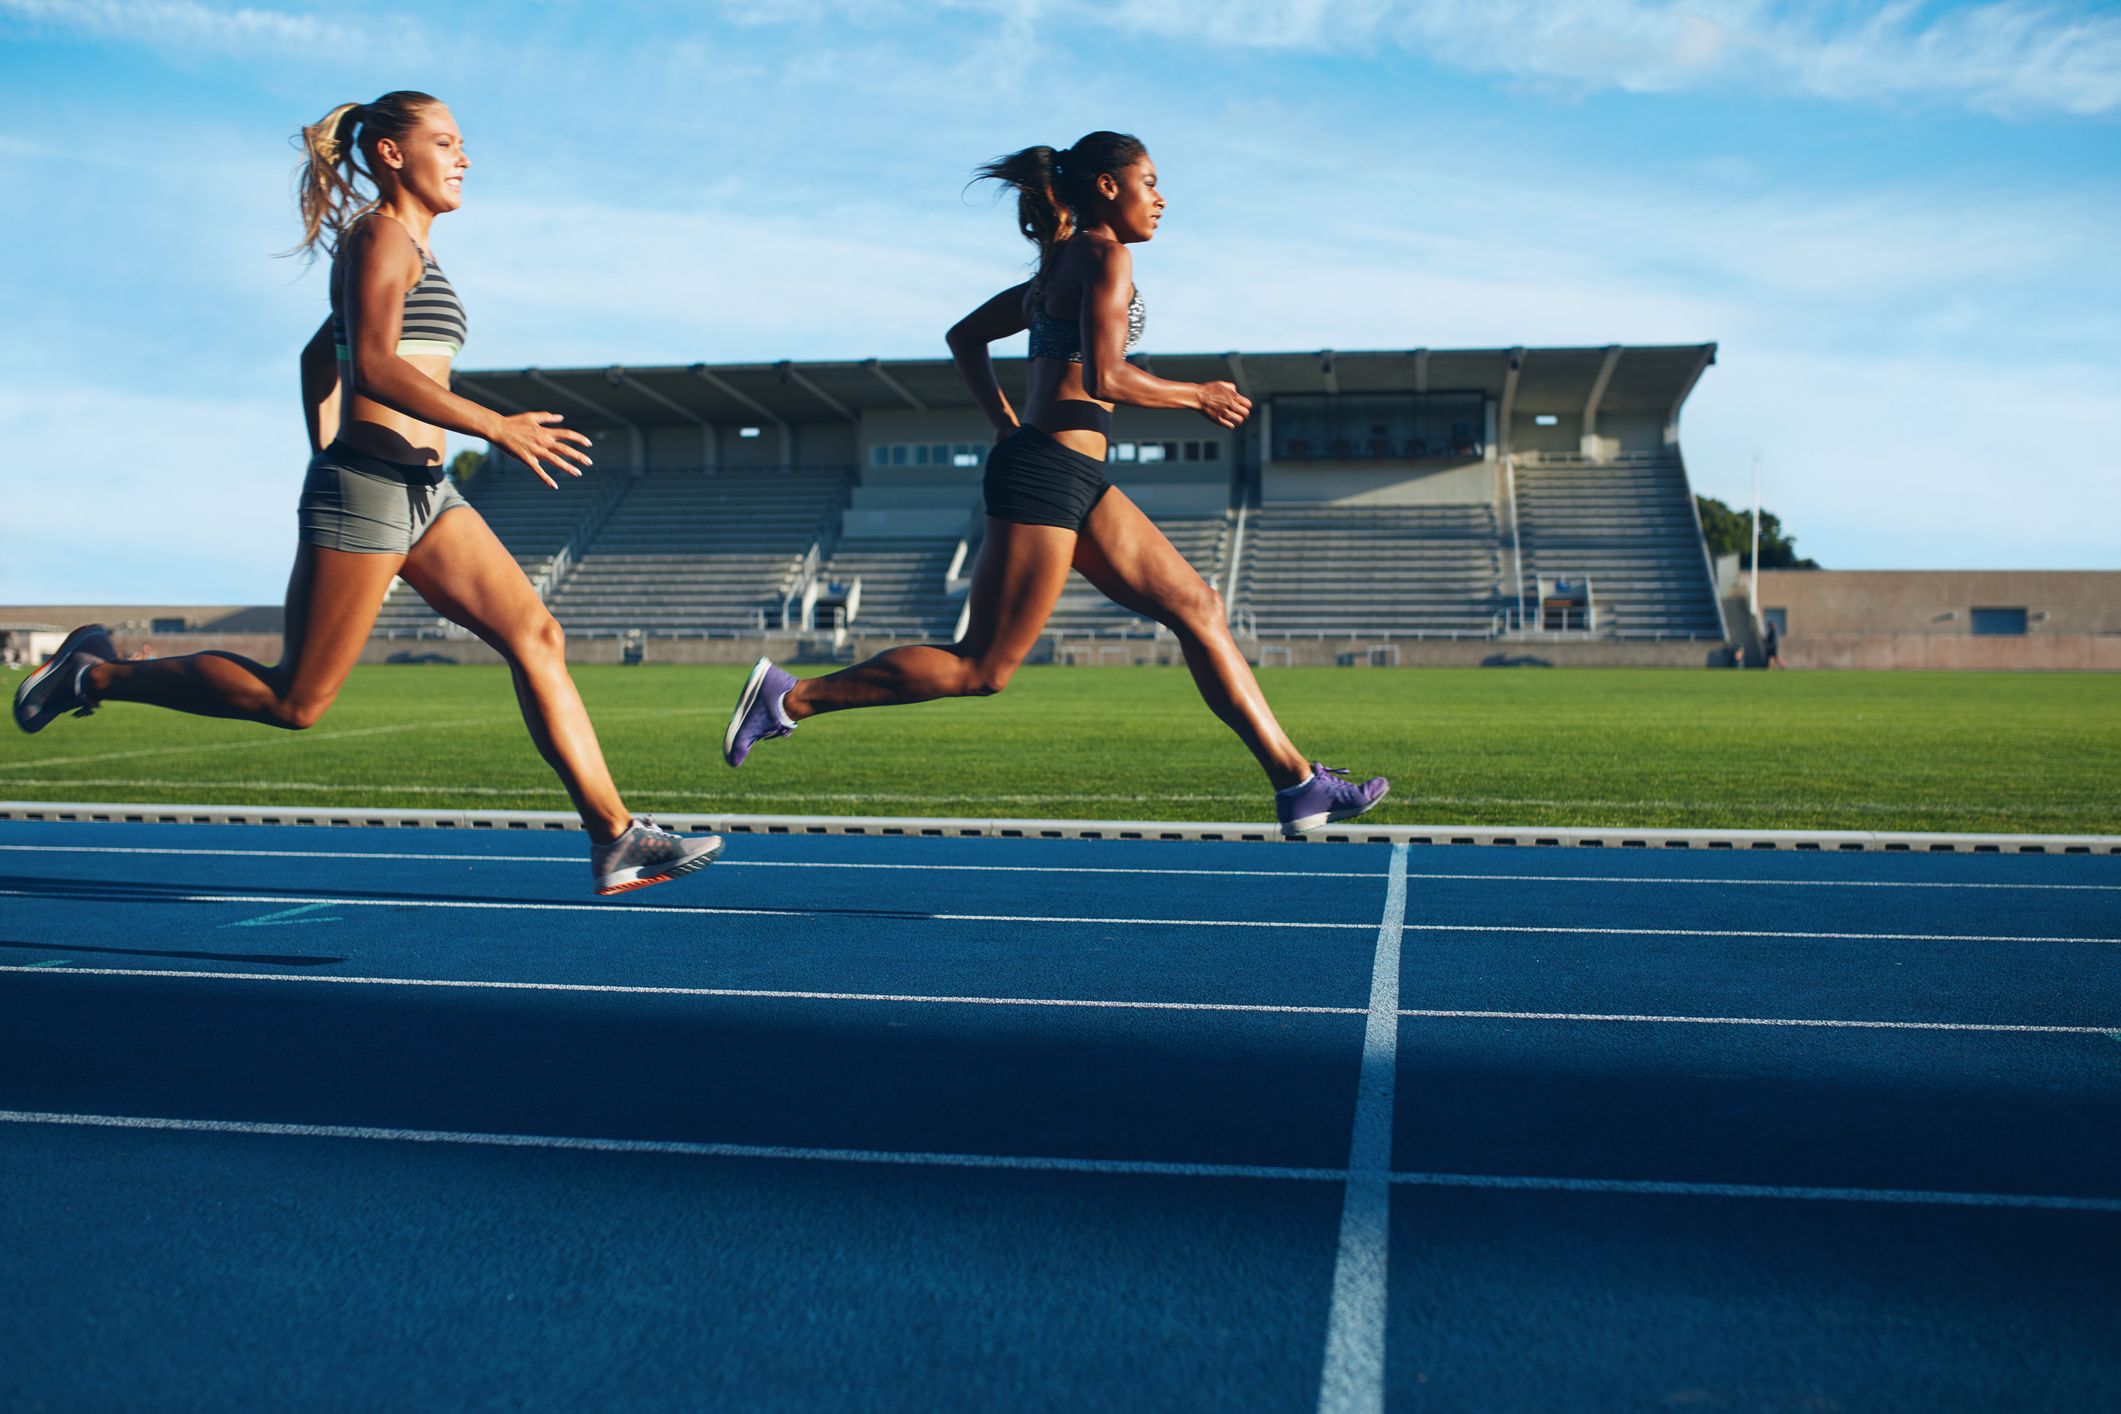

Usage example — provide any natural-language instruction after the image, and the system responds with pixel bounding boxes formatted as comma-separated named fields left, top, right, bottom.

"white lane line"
left=5, top=843, right=2116, bottom=892
left=6, top=1109, right=2111, bottom=1216
left=0, top=717, right=503, bottom=772
left=2, top=966, right=2112, bottom=1038
left=1385, top=1172, right=2121, bottom=1213
left=0, top=844, right=1376, bottom=880
left=1317, top=840, right=1409, bottom=1414
left=1402, top=923, right=2121, bottom=945
left=0, top=888, right=1371, bottom=929
left=0, top=886, right=2111, bottom=943
left=1399, top=1009, right=2121, bottom=1036
left=0, top=1109, right=1343, bottom=1183
left=0, top=965, right=1362, bottom=1016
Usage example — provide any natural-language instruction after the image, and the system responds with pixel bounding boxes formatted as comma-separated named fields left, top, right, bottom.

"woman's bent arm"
left=947, top=281, right=1030, bottom=436
left=1078, top=242, right=1249, bottom=427
left=299, top=316, right=340, bottom=454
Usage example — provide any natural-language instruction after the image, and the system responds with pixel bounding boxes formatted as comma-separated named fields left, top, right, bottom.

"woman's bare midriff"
left=336, top=353, right=453, bottom=465
left=1022, top=357, right=1111, bottom=460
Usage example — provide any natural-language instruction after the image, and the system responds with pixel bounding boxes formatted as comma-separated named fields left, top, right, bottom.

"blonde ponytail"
left=285, top=90, right=441, bottom=260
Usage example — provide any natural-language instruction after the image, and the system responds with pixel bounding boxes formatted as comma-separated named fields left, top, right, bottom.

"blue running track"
left=2, top=819, right=2117, bottom=1411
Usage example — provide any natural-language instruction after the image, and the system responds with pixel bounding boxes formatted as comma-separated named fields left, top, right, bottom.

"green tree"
left=447, top=447, right=487, bottom=484
left=1695, top=494, right=1819, bottom=569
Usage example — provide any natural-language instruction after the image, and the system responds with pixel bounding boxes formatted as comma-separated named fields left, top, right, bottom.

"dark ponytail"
left=974, top=130, right=1146, bottom=285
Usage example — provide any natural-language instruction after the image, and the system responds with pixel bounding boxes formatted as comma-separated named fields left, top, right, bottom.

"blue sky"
left=1, top=0, right=2116, bottom=602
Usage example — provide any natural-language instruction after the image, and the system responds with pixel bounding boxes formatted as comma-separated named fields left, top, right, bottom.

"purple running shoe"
left=13, top=624, right=115, bottom=734
left=1276, top=763, right=1390, bottom=838
left=723, top=656, right=797, bottom=767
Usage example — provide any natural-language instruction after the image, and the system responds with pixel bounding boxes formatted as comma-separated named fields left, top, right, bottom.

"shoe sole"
left=13, top=625, right=108, bottom=734
left=595, top=837, right=724, bottom=895
left=1281, top=786, right=1391, bottom=839
left=722, top=657, right=776, bottom=767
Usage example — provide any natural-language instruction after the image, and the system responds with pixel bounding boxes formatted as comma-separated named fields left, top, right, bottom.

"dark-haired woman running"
left=725, top=132, right=1387, bottom=835
left=12, top=91, right=720, bottom=893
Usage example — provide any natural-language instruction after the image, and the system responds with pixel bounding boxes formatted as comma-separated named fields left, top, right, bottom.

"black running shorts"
left=982, top=426, right=1112, bottom=531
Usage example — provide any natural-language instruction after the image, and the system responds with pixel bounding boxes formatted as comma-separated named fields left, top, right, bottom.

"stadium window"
left=739, top=426, right=762, bottom=439
left=930, top=444, right=948, bottom=464
left=870, top=446, right=889, bottom=467
left=1182, top=441, right=1201, bottom=462
left=913, top=445, right=930, bottom=465
left=890, top=444, right=907, bottom=466
left=1138, top=442, right=1166, bottom=463
left=1203, top=440, right=1220, bottom=462
left=953, top=449, right=981, bottom=468
left=1970, top=607, right=2028, bottom=636
left=1114, top=442, right=1137, bottom=462
left=1534, top=414, right=1559, bottom=427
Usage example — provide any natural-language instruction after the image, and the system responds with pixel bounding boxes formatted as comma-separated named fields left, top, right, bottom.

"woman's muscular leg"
left=785, top=518, right=1076, bottom=720
left=83, top=544, right=402, bottom=729
left=1072, top=489, right=1311, bottom=789
left=399, top=508, right=631, bottom=843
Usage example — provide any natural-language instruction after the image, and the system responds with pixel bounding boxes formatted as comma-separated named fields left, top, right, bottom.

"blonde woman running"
left=13, top=91, right=719, bottom=894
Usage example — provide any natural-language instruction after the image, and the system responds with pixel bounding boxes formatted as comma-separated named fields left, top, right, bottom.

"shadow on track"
left=0, top=939, right=345, bottom=967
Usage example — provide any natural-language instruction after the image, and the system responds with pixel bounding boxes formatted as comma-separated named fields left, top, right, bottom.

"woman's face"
left=1097, top=155, right=1164, bottom=243
left=379, top=104, right=469, bottom=214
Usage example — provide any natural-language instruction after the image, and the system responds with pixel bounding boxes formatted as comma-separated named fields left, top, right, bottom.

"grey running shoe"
left=723, top=656, right=797, bottom=768
left=591, top=816, right=724, bottom=896
left=13, top=624, right=115, bottom=734
left=1276, top=763, right=1390, bottom=838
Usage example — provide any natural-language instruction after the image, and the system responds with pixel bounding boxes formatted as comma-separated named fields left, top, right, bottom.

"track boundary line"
left=0, top=889, right=2108, bottom=944
left=4, top=801, right=2116, bottom=853
left=3, top=843, right=2116, bottom=891
left=3, top=967, right=2113, bottom=1037
left=3, top=1109, right=2115, bottom=1213
left=1317, top=840, right=1408, bottom=1414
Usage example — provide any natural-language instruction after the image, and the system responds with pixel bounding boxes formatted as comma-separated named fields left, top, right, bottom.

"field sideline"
left=2, top=665, right=2116, bottom=835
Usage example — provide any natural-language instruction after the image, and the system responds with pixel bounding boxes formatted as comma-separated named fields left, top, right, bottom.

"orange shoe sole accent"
left=594, top=871, right=674, bottom=896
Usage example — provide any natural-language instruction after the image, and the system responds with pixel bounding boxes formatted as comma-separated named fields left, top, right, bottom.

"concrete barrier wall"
left=1786, top=633, right=2121, bottom=671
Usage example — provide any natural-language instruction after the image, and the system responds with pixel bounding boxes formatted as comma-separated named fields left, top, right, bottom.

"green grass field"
left=3, top=664, right=2117, bottom=834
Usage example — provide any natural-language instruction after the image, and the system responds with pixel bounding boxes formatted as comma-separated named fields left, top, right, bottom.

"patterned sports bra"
left=1028, top=285, right=1145, bottom=364
left=333, top=220, right=469, bottom=361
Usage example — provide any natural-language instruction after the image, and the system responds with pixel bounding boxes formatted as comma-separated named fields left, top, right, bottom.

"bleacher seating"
left=371, top=464, right=618, bottom=635
left=819, top=535, right=964, bottom=639
left=1511, top=454, right=1722, bottom=637
left=545, top=467, right=850, bottom=634
left=1235, top=504, right=1505, bottom=636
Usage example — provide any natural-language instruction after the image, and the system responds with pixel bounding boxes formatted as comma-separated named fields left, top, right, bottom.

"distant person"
left=722, top=132, right=1387, bottom=835
left=12, top=91, right=718, bottom=895
left=1763, top=619, right=1784, bottom=669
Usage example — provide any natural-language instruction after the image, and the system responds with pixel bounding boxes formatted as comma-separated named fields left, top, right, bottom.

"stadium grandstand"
left=375, top=345, right=1725, bottom=665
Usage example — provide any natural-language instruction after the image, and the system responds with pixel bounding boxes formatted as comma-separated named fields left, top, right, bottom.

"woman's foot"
left=590, top=817, right=724, bottom=895
left=13, top=625, right=115, bottom=733
left=723, top=656, right=797, bottom=767
left=1276, top=763, right=1390, bottom=837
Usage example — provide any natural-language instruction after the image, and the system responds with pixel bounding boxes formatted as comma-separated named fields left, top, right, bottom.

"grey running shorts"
left=298, top=440, right=469, bottom=554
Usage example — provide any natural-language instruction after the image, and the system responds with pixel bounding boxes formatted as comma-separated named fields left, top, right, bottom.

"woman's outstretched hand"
left=491, top=412, right=594, bottom=489
left=1197, top=381, right=1252, bottom=429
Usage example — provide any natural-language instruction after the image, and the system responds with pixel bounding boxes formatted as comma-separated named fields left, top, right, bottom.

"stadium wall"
left=1756, top=570, right=2121, bottom=670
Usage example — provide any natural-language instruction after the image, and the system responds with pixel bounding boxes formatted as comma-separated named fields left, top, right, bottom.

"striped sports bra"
left=333, top=229, right=468, bottom=361
left=1027, top=286, right=1145, bottom=364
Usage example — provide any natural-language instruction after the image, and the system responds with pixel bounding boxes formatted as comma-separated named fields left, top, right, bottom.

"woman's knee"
left=504, top=612, right=567, bottom=665
left=956, top=651, right=1020, bottom=697
left=1166, top=582, right=1227, bottom=637
left=273, top=694, right=333, bottom=731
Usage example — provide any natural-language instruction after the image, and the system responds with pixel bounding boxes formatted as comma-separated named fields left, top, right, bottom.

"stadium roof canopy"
left=455, top=344, right=1716, bottom=429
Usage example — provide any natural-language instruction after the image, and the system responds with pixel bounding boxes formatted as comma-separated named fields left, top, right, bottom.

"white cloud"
left=0, top=0, right=372, bottom=57
left=753, top=0, right=2121, bottom=117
